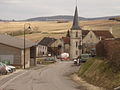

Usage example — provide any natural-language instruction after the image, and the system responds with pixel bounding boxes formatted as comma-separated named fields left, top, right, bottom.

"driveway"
left=0, top=61, right=81, bottom=90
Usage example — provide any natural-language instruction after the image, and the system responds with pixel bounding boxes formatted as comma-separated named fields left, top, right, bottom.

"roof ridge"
left=0, top=34, right=35, bottom=49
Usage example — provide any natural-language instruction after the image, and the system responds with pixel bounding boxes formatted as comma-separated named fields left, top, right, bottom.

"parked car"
left=77, top=54, right=90, bottom=63
left=0, top=62, right=12, bottom=73
left=0, top=64, right=7, bottom=75
left=45, top=57, right=55, bottom=61
left=7, top=65, right=16, bottom=72
left=0, top=62, right=16, bottom=73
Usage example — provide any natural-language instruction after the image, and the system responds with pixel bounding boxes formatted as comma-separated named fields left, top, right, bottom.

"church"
left=70, top=6, right=82, bottom=59
left=62, top=5, right=114, bottom=60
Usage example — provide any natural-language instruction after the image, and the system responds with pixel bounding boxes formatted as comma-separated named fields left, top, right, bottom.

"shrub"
left=96, top=40, right=120, bottom=69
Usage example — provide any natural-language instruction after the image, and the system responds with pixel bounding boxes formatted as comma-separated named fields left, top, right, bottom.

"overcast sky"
left=0, top=0, right=120, bottom=20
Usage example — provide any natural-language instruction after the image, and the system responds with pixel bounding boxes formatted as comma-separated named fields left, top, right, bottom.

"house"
left=50, top=39, right=63, bottom=56
left=0, top=34, right=36, bottom=68
left=62, top=29, right=114, bottom=59
left=61, top=37, right=70, bottom=54
left=83, top=30, right=114, bottom=53
left=36, top=37, right=57, bottom=57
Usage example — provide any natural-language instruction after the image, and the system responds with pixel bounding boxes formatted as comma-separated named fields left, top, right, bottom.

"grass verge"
left=37, top=58, right=56, bottom=65
left=78, top=58, right=120, bottom=90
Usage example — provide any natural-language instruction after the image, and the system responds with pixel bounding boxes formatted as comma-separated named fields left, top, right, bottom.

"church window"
left=76, top=32, right=78, bottom=37
left=76, top=41, right=78, bottom=47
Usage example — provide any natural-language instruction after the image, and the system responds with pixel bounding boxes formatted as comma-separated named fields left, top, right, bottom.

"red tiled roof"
left=62, top=37, right=70, bottom=44
left=92, top=30, right=114, bottom=39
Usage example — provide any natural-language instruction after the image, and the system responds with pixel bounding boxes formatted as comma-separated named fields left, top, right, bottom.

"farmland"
left=0, top=20, right=120, bottom=41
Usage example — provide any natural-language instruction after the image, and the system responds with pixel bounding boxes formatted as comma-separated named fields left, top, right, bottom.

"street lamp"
left=23, top=23, right=31, bottom=69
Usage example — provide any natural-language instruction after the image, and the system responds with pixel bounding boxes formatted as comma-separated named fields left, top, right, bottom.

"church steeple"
left=71, top=6, right=81, bottom=30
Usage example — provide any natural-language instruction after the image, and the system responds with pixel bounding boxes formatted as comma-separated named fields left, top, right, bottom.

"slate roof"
left=71, top=6, right=81, bottom=30
left=0, top=34, right=36, bottom=49
left=38, top=37, right=57, bottom=46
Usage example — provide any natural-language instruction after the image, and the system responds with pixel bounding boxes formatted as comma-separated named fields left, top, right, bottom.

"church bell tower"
left=70, top=6, right=82, bottom=60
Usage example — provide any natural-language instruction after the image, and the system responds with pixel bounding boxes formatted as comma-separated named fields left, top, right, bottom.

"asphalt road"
left=1, top=61, right=81, bottom=90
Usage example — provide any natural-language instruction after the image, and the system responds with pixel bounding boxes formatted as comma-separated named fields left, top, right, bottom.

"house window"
left=76, top=32, right=78, bottom=37
left=90, top=34, right=92, bottom=38
left=76, top=51, right=78, bottom=55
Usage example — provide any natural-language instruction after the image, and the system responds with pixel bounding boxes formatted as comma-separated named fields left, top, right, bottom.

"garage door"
left=0, top=55, right=14, bottom=64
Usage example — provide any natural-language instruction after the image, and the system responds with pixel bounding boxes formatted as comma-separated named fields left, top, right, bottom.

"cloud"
left=0, top=0, right=23, bottom=4
left=0, top=0, right=120, bottom=19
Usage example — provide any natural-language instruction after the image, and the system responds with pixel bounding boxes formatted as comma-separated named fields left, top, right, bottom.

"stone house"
left=0, top=34, right=36, bottom=68
left=36, top=37, right=57, bottom=57
left=50, top=39, right=63, bottom=56
left=83, top=30, right=114, bottom=53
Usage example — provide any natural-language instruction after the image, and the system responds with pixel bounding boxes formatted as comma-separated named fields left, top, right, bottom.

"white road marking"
left=0, top=70, right=28, bottom=89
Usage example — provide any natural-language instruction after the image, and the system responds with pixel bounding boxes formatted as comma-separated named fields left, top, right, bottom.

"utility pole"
left=23, top=23, right=31, bottom=69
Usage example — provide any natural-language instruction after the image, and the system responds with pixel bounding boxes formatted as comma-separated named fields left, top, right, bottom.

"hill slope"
left=78, top=58, right=120, bottom=90
left=25, top=15, right=120, bottom=21
left=25, top=15, right=86, bottom=21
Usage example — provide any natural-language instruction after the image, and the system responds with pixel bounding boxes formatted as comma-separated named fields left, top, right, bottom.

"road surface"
left=1, top=61, right=81, bottom=90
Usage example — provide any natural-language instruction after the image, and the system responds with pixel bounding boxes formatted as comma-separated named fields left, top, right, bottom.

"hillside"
left=0, top=20, right=120, bottom=41
left=24, top=15, right=120, bottom=21
left=25, top=15, right=86, bottom=21
left=0, top=15, right=120, bottom=22
left=78, top=58, right=120, bottom=90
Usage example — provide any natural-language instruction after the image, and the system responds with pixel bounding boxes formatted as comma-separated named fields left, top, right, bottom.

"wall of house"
left=21, top=48, right=30, bottom=68
left=51, top=39, right=62, bottom=48
left=0, top=43, right=21, bottom=65
left=37, top=45, right=47, bottom=56
left=30, top=46, right=36, bottom=66
left=61, top=39, right=64, bottom=53
left=83, top=31, right=100, bottom=44
left=36, top=46, right=39, bottom=57
left=64, top=44, right=70, bottom=53
left=51, top=39, right=63, bottom=55
left=83, top=31, right=100, bottom=53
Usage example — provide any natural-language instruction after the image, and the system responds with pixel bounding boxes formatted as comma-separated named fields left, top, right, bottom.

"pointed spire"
left=71, top=6, right=81, bottom=30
